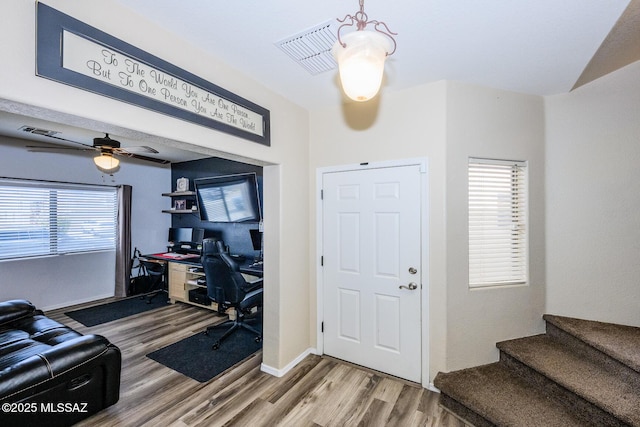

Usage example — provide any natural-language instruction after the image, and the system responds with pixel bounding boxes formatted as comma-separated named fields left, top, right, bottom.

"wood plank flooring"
left=46, top=298, right=467, bottom=427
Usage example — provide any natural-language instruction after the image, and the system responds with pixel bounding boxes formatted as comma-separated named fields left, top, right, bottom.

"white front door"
left=322, top=164, right=423, bottom=382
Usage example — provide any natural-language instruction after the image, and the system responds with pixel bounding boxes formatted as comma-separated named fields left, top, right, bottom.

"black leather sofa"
left=0, top=299, right=121, bottom=427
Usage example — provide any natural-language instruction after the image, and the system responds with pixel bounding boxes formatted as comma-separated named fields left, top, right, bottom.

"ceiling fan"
left=25, top=130, right=170, bottom=172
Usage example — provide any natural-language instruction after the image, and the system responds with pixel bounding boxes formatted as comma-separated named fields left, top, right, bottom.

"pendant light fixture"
left=332, top=0, right=397, bottom=102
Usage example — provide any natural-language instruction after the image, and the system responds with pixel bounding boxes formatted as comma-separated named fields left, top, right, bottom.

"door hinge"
left=321, top=321, right=324, bottom=333
left=320, top=189, right=324, bottom=200
left=320, top=256, right=324, bottom=266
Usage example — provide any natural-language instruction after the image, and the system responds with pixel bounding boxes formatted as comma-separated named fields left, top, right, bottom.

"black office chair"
left=139, top=260, right=167, bottom=304
left=201, top=238, right=263, bottom=350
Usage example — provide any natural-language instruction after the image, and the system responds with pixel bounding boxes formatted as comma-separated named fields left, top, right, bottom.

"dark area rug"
left=146, top=322, right=262, bottom=383
left=64, top=295, right=168, bottom=327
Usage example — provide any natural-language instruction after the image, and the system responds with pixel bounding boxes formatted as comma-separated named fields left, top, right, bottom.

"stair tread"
left=498, top=334, right=640, bottom=425
left=434, top=363, right=589, bottom=427
left=544, top=314, right=640, bottom=372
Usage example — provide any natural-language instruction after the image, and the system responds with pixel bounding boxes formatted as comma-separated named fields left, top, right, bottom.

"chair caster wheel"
left=204, top=330, right=209, bottom=336
left=255, top=336, right=262, bottom=343
left=212, top=342, right=220, bottom=350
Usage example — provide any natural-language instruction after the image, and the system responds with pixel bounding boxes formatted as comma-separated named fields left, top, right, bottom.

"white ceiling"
left=1, top=0, right=638, bottom=165
left=111, top=0, right=634, bottom=110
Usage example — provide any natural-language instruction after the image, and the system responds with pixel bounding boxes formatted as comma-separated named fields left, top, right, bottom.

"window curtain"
left=115, top=185, right=132, bottom=297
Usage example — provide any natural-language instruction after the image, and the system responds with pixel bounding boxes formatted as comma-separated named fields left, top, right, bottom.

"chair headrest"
left=216, top=240, right=228, bottom=253
left=202, top=238, right=224, bottom=255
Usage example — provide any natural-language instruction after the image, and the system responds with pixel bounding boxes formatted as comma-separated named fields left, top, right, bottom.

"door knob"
left=399, top=282, right=418, bottom=290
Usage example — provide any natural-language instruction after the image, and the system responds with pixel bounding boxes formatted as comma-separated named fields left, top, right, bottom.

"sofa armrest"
left=0, top=334, right=115, bottom=400
left=42, top=334, right=114, bottom=376
left=0, top=300, right=36, bottom=326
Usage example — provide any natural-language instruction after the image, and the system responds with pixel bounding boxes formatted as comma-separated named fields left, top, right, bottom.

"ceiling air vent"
left=19, top=125, right=60, bottom=137
left=275, top=20, right=338, bottom=75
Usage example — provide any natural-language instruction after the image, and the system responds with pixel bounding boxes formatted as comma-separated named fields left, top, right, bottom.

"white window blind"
left=0, top=179, right=117, bottom=260
left=468, top=158, right=528, bottom=288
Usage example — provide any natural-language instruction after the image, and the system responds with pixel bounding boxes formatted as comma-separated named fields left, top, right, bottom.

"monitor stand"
left=167, top=242, right=201, bottom=255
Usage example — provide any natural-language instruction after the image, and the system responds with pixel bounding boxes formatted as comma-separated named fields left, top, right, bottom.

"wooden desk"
left=142, top=253, right=262, bottom=317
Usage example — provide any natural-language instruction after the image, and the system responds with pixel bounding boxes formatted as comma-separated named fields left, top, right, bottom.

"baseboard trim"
left=261, top=347, right=317, bottom=377
left=41, top=293, right=115, bottom=312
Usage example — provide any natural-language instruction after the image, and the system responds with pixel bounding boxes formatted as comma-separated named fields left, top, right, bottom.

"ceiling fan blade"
left=116, top=152, right=170, bottom=164
left=114, top=145, right=159, bottom=154
left=27, top=145, right=96, bottom=152
left=41, top=133, right=96, bottom=149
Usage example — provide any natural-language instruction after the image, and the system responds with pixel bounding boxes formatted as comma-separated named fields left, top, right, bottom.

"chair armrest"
left=0, top=300, right=36, bottom=326
left=243, top=278, right=263, bottom=293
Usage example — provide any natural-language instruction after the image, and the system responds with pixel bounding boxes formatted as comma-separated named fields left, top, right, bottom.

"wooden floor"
left=47, top=298, right=467, bottom=427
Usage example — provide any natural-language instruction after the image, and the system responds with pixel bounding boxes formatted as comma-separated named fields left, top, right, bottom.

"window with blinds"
left=468, top=158, right=528, bottom=288
left=0, top=179, right=117, bottom=261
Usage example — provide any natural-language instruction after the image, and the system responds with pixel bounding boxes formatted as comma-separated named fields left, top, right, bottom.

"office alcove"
left=169, top=157, right=263, bottom=260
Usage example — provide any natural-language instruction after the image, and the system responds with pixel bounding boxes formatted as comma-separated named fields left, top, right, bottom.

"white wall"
left=445, top=81, right=546, bottom=370
left=0, top=136, right=170, bottom=310
left=0, top=0, right=310, bottom=371
left=545, top=61, right=640, bottom=327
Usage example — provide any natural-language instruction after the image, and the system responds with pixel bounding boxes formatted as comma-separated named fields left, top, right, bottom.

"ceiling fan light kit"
left=332, top=0, right=397, bottom=102
left=93, top=153, right=120, bottom=171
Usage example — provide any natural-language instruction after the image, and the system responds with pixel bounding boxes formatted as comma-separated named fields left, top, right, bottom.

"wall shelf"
left=162, top=191, right=196, bottom=197
left=162, top=209, right=198, bottom=214
left=162, top=191, right=197, bottom=214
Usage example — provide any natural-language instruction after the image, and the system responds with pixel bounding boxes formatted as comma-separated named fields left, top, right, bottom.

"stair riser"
left=500, top=352, right=626, bottom=427
left=439, top=393, right=495, bottom=427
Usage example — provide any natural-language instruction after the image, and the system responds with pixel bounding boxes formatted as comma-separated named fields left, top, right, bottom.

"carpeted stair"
left=433, top=314, right=640, bottom=426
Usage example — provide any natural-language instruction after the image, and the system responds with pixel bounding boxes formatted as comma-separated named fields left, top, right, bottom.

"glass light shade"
left=332, top=30, right=392, bottom=102
left=93, top=153, right=120, bottom=171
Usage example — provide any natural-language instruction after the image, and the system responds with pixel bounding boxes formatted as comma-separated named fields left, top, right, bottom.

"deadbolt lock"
left=408, top=267, right=417, bottom=274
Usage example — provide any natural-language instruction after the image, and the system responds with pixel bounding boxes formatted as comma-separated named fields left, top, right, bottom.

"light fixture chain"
left=336, top=0, right=397, bottom=56
left=356, top=0, right=368, bottom=30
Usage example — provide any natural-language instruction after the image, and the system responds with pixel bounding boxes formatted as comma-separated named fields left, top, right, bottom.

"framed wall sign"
left=36, top=3, right=270, bottom=146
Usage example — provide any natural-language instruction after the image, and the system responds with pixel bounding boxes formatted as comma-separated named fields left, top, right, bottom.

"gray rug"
left=146, top=321, right=262, bottom=382
left=64, top=296, right=168, bottom=327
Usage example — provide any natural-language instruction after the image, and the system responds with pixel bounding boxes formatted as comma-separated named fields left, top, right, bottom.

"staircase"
left=433, top=315, right=640, bottom=426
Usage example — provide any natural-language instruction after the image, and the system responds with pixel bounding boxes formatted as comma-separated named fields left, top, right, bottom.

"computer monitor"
left=249, top=229, right=262, bottom=251
left=168, top=227, right=204, bottom=244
